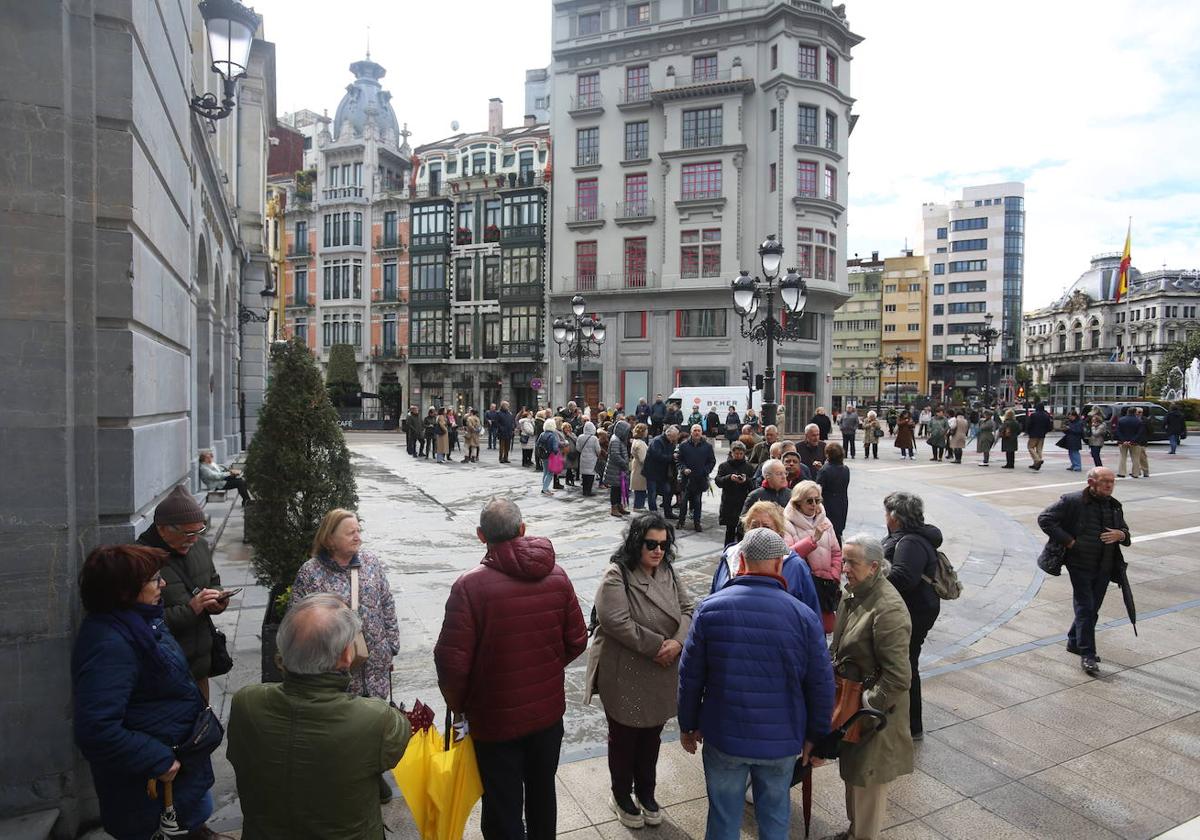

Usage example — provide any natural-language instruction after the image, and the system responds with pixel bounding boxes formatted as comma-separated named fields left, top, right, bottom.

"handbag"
left=812, top=577, right=842, bottom=615
left=830, top=675, right=869, bottom=744
left=547, top=451, right=564, bottom=475
left=873, top=427, right=884, bottom=439
left=173, top=566, right=233, bottom=678
left=348, top=567, right=370, bottom=670
left=174, top=704, right=224, bottom=758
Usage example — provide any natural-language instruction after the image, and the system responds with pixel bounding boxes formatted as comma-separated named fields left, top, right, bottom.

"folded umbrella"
left=146, top=779, right=187, bottom=839
left=1113, top=562, right=1138, bottom=636
left=426, top=710, right=484, bottom=840
left=792, top=709, right=890, bottom=838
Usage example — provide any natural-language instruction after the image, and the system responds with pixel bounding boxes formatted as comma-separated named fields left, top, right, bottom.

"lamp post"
left=959, top=312, right=1005, bottom=408
left=191, top=0, right=260, bottom=126
left=846, top=369, right=860, bottom=408
left=879, top=352, right=906, bottom=408
left=871, top=358, right=886, bottom=409
left=552, top=294, right=606, bottom=407
left=730, top=235, right=808, bottom=428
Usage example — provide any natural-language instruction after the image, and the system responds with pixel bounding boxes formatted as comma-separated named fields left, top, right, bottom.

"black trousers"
left=1067, top=565, right=1110, bottom=657
left=222, top=476, right=250, bottom=503
left=1005, top=450, right=1015, bottom=467
left=908, top=604, right=939, bottom=735
left=723, top=521, right=739, bottom=547
left=678, top=489, right=703, bottom=523
left=610, top=484, right=623, bottom=506
left=405, top=430, right=418, bottom=456
left=607, top=715, right=663, bottom=801
left=931, top=446, right=943, bottom=461
left=865, top=442, right=878, bottom=458
left=421, top=434, right=433, bottom=457
left=582, top=474, right=596, bottom=496
left=843, top=434, right=856, bottom=458
left=474, top=719, right=564, bottom=840
left=522, top=448, right=533, bottom=467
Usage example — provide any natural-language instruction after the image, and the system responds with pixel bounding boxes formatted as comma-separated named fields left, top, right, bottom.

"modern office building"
left=547, top=0, right=861, bottom=430
left=833, top=253, right=883, bottom=409
left=880, top=252, right=930, bottom=402
left=921, top=182, right=1025, bottom=401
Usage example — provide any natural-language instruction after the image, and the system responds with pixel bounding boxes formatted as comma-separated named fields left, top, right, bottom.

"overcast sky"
left=256, top=0, right=1200, bottom=308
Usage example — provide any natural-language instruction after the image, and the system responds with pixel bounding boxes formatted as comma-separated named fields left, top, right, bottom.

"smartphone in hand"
left=218, top=587, right=243, bottom=601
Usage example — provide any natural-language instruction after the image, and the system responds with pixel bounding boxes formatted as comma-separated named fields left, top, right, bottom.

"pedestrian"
left=228, top=594, right=412, bottom=840
left=676, top=424, right=717, bottom=532
left=882, top=491, right=941, bottom=740
left=649, top=393, right=667, bottom=436
left=999, top=408, right=1021, bottom=468
left=643, top=425, right=681, bottom=516
left=533, top=410, right=547, bottom=471
left=447, top=407, right=460, bottom=457
left=584, top=514, right=693, bottom=828
left=596, top=429, right=610, bottom=489
left=975, top=409, right=996, bottom=466
left=495, top=400, right=516, bottom=463
left=712, top=502, right=821, bottom=618
left=665, top=400, right=685, bottom=430
left=678, top=528, right=835, bottom=840
left=421, top=407, right=436, bottom=458
left=918, top=405, right=932, bottom=438
left=784, top=480, right=844, bottom=633
left=947, top=410, right=967, bottom=463
left=816, top=442, right=850, bottom=544
left=968, top=406, right=980, bottom=441
left=605, top=420, right=633, bottom=516
left=741, top=458, right=794, bottom=516
left=797, top=423, right=827, bottom=472
left=462, top=408, right=482, bottom=463
left=403, top=405, right=421, bottom=457
left=577, top=421, right=602, bottom=496
left=705, top=407, right=722, bottom=441
left=1025, top=402, right=1054, bottom=470
left=517, top=410, right=535, bottom=468
left=435, top=499, right=588, bottom=840
left=1115, top=406, right=1141, bottom=477
left=748, top=425, right=779, bottom=468
left=826, top=534, right=915, bottom=840
left=1088, top=411, right=1107, bottom=467
left=886, top=407, right=898, bottom=436
left=434, top=408, right=450, bottom=463
left=1057, top=409, right=1085, bottom=472
left=724, top=405, right=741, bottom=446
left=688, top=404, right=704, bottom=430
left=485, top=402, right=499, bottom=450
left=1134, top=407, right=1151, bottom=478
left=714, top=441, right=754, bottom=546
left=136, top=485, right=227, bottom=700
left=839, top=406, right=860, bottom=459
left=927, top=407, right=948, bottom=461
left=630, top=423, right=650, bottom=510
left=894, top=410, right=916, bottom=460
left=538, top=419, right=563, bottom=496
left=199, top=449, right=252, bottom=505
left=1165, top=402, right=1187, bottom=454
left=635, top=397, right=652, bottom=427
left=862, top=410, right=882, bottom=459
left=1036, top=467, right=1131, bottom=675
left=811, top=406, right=832, bottom=441
left=73, top=544, right=224, bottom=839
left=782, top=450, right=813, bottom=487
left=560, top=421, right=579, bottom=488
left=744, top=407, right=761, bottom=435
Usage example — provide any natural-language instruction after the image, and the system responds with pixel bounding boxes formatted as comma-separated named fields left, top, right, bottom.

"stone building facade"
left=881, top=252, right=930, bottom=402
left=832, top=253, right=883, bottom=409
left=0, top=2, right=275, bottom=832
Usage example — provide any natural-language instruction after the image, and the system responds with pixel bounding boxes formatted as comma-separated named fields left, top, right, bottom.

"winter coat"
left=711, top=545, right=821, bottom=619
left=423, top=414, right=437, bottom=440
left=198, top=460, right=232, bottom=489
left=1115, top=413, right=1141, bottom=443
left=604, top=421, right=632, bottom=485
left=643, top=433, right=677, bottom=484
left=464, top=414, right=482, bottom=446
left=228, top=672, right=412, bottom=840
left=883, top=524, right=943, bottom=618
left=815, top=462, right=850, bottom=539
left=136, top=525, right=221, bottom=680
left=688, top=410, right=704, bottom=429
left=1000, top=417, right=1022, bottom=451
left=1088, top=420, right=1108, bottom=448
left=435, top=416, right=450, bottom=454
left=494, top=408, right=516, bottom=440
left=584, top=562, right=694, bottom=728
left=676, top=436, right=717, bottom=494
left=1059, top=418, right=1085, bottom=452
left=1165, top=409, right=1186, bottom=435
left=812, top=413, right=832, bottom=440
left=1026, top=409, right=1054, bottom=439
left=839, top=412, right=860, bottom=437
left=862, top=416, right=883, bottom=445
left=894, top=417, right=916, bottom=449
left=830, top=570, right=914, bottom=787
left=73, top=609, right=214, bottom=840
left=784, top=505, right=844, bottom=582
left=290, top=551, right=400, bottom=699
left=650, top=400, right=667, bottom=422
left=1037, top=489, right=1130, bottom=575
left=724, top=411, right=742, bottom=441
left=518, top=417, right=536, bottom=450
left=678, top=576, right=834, bottom=760
left=434, top=535, right=588, bottom=742
left=403, top=412, right=423, bottom=438
left=705, top=411, right=722, bottom=437
left=927, top=416, right=949, bottom=448
left=740, top=482, right=793, bottom=516
left=948, top=417, right=968, bottom=450
left=630, top=438, right=649, bottom=491
left=577, top=423, right=602, bottom=475
left=797, top=439, right=826, bottom=471
left=976, top=418, right=996, bottom=452
left=635, top=403, right=652, bottom=424
left=665, top=407, right=685, bottom=428
left=714, top=457, right=755, bottom=526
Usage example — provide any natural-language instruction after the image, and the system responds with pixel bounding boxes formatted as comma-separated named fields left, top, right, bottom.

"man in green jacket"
left=228, top=594, right=412, bottom=840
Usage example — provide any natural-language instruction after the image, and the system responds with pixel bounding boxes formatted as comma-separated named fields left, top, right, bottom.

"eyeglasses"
left=800, top=497, right=823, bottom=505
left=642, top=539, right=671, bottom=552
left=147, top=573, right=164, bottom=585
left=170, top=525, right=207, bottom=537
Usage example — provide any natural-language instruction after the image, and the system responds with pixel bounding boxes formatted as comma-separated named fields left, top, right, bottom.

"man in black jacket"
left=403, top=405, right=421, bottom=457
left=1024, top=402, right=1054, bottom=470
left=495, top=401, right=516, bottom=463
left=1165, top=403, right=1186, bottom=454
left=715, top=442, right=754, bottom=546
left=675, top=425, right=717, bottom=532
left=1036, top=467, right=1131, bottom=674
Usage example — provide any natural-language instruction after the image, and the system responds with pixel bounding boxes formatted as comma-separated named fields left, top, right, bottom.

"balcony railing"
left=682, top=131, right=724, bottom=150
left=568, top=271, right=659, bottom=292
left=502, top=223, right=543, bottom=241
left=575, top=150, right=601, bottom=166
left=409, top=343, right=449, bottom=360
left=797, top=131, right=818, bottom=146
left=411, top=232, right=450, bottom=249
left=501, top=340, right=542, bottom=358
left=499, top=282, right=543, bottom=301
left=410, top=288, right=450, bottom=307
left=569, top=92, right=604, bottom=111
left=623, top=145, right=650, bottom=162
left=482, top=345, right=500, bottom=360
left=375, top=233, right=403, bottom=251
left=322, top=186, right=365, bottom=200
left=619, top=87, right=652, bottom=105
left=286, top=242, right=311, bottom=257
left=372, top=287, right=404, bottom=303
left=287, top=293, right=315, bottom=308
left=567, top=204, right=605, bottom=224
left=675, top=68, right=731, bottom=86
left=679, top=189, right=723, bottom=202
left=414, top=182, right=444, bottom=198
left=616, top=199, right=655, bottom=220
left=371, top=345, right=405, bottom=360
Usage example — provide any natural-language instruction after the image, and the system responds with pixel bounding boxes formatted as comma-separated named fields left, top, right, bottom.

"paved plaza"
left=185, top=432, right=1200, bottom=840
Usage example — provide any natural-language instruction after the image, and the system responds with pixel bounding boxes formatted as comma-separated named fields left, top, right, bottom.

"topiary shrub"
left=325, top=343, right=362, bottom=408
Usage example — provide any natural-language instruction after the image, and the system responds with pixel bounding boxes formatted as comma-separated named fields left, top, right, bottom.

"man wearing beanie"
left=678, top=528, right=834, bottom=840
left=137, top=484, right=227, bottom=700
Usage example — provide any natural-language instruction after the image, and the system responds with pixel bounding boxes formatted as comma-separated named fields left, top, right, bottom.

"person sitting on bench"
left=199, top=450, right=251, bottom=504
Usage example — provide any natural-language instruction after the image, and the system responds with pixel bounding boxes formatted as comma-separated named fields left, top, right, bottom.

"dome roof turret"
left=332, top=58, right=400, bottom=143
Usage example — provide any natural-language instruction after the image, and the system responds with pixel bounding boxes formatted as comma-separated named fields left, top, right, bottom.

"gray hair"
left=805, top=423, right=819, bottom=434
left=843, top=533, right=891, bottom=575
left=666, top=425, right=681, bottom=439
left=883, top=491, right=925, bottom=531
left=761, top=458, right=785, bottom=478
left=480, top=497, right=523, bottom=543
left=278, top=594, right=362, bottom=674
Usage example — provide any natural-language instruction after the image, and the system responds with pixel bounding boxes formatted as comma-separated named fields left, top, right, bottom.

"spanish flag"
left=1114, top=223, right=1131, bottom=302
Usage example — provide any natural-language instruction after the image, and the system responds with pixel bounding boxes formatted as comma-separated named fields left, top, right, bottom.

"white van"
left=668, top=386, right=762, bottom=422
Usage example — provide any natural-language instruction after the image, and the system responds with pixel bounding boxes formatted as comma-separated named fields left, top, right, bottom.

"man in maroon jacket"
left=434, top=498, right=588, bottom=840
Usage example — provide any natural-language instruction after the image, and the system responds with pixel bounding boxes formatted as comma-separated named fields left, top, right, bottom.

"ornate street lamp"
left=730, top=235, right=808, bottom=427
left=878, top=352, right=906, bottom=408
left=553, top=294, right=605, bottom=407
left=191, top=0, right=260, bottom=125
left=959, top=312, right=1006, bottom=408
left=846, top=368, right=860, bottom=408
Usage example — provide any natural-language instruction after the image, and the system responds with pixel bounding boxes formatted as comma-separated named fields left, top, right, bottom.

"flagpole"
left=1124, top=218, right=1132, bottom=366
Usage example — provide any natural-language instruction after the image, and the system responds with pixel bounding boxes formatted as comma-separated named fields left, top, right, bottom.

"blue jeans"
left=1169, top=433, right=1180, bottom=454
left=1068, top=449, right=1081, bottom=470
left=542, top=466, right=555, bottom=492
left=487, top=427, right=497, bottom=448
left=633, top=489, right=647, bottom=509
left=702, top=744, right=796, bottom=840
left=646, top=479, right=672, bottom=513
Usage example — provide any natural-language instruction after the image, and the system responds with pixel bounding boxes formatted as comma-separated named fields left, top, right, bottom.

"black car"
left=1081, top=402, right=1170, bottom=443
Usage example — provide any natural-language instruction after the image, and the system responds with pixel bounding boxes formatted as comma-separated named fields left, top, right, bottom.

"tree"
left=1147, top=332, right=1200, bottom=397
left=325, top=343, right=361, bottom=408
left=245, top=338, right=358, bottom=589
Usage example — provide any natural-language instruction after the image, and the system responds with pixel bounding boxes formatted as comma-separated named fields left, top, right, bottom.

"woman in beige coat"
left=584, top=512, right=693, bottom=829
left=629, top=423, right=649, bottom=510
left=826, top=534, right=914, bottom=840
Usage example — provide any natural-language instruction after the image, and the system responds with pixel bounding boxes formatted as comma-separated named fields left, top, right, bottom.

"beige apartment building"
left=880, top=252, right=929, bottom=402
left=833, top=253, right=883, bottom=409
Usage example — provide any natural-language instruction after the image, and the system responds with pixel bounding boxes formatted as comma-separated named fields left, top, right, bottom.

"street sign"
left=530, top=377, right=544, bottom=391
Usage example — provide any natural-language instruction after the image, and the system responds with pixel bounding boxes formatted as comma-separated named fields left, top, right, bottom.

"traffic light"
left=742, top=361, right=754, bottom=383
left=755, top=374, right=764, bottom=391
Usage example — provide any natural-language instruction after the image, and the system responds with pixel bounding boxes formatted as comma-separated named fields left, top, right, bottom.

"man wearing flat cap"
left=138, top=484, right=227, bottom=699
left=677, top=528, right=835, bottom=840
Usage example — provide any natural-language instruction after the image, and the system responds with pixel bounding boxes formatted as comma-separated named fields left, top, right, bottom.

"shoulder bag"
left=348, top=567, right=371, bottom=671
left=173, top=565, right=233, bottom=678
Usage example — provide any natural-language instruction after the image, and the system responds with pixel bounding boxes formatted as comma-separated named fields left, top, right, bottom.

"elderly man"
left=1036, top=467, right=1132, bottom=675
left=741, top=458, right=794, bottom=515
left=644, top=425, right=682, bottom=517
left=782, top=450, right=812, bottom=487
left=137, top=485, right=226, bottom=700
left=749, top=425, right=780, bottom=467
left=228, top=595, right=411, bottom=839
left=484, top=403, right=499, bottom=450
left=797, top=424, right=827, bottom=472
left=678, top=528, right=834, bottom=840
left=495, top=400, right=516, bottom=463
left=676, top=424, right=717, bottom=532
left=839, top=406, right=860, bottom=459
left=435, top=499, right=588, bottom=840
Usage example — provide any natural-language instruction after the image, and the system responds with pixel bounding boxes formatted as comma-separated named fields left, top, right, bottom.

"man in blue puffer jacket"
left=678, top=528, right=835, bottom=840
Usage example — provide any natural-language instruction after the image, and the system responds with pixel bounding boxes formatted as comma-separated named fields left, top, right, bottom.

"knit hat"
left=739, top=528, right=789, bottom=563
left=154, top=485, right=206, bottom=526
left=730, top=440, right=747, bottom=452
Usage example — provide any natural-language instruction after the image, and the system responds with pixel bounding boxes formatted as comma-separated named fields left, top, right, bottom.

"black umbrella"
left=792, top=708, right=889, bottom=837
left=1113, top=562, right=1138, bottom=636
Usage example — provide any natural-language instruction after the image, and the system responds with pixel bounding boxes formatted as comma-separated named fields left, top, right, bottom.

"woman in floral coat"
left=291, top=509, right=400, bottom=700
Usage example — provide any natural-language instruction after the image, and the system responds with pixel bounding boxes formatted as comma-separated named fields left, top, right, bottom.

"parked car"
left=1081, top=401, right=1170, bottom=443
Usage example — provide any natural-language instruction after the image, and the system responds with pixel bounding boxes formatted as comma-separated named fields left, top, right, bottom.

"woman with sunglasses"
left=784, top=480, right=844, bottom=633
left=584, top=513, right=694, bottom=829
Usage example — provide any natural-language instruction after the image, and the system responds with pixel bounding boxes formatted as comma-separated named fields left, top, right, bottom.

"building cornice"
left=761, top=73, right=856, bottom=108
left=659, top=142, right=747, bottom=161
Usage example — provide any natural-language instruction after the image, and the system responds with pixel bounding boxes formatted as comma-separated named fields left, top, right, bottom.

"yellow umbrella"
left=427, top=726, right=483, bottom=840
left=393, top=703, right=444, bottom=837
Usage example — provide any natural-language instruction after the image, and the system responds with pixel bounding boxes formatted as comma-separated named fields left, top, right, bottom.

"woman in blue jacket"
left=73, top=544, right=218, bottom=839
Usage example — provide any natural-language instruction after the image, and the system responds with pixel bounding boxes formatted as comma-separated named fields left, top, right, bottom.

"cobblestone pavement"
left=179, top=432, right=1200, bottom=839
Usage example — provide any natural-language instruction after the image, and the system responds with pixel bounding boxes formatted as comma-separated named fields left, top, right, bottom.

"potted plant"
left=456, top=226, right=473, bottom=245
left=245, top=338, right=358, bottom=681
left=484, top=224, right=501, bottom=243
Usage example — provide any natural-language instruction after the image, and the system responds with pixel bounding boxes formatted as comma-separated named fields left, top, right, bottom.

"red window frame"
left=576, top=178, right=598, bottom=220
left=824, top=166, right=836, bottom=201
left=626, top=65, right=649, bottom=99
left=575, top=241, right=597, bottom=290
left=797, top=161, right=817, bottom=197
left=577, top=72, right=600, bottom=107
left=624, top=173, right=648, bottom=210
left=826, top=52, right=838, bottom=85
left=692, top=54, right=718, bottom=82
left=625, top=312, right=647, bottom=339
left=624, top=237, right=648, bottom=287
left=681, top=161, right=722, bottom=200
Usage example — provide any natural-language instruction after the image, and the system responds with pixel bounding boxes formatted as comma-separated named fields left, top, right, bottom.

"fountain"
left=1187, top=358, right=1200, bottom=399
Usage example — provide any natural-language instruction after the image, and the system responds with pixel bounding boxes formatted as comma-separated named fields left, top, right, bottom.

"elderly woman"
left=861, top=410, right=882, bottom=460
left=927, top=408, right=949, bottom=462
left=881, top=491, right=942, bottom=740
left=784, top=480, right=844, bottom=632
left=463, top=408, right=482, bottom=463
left=711, top=500, right=820, bottom=618
left=1088, top=411, right=1107, bottom=467
left=199, top=450, right=251, bottom=504
left=893, top=410, right=916, bottom=460
left=537, top=418, right=562, bottom=496
left=948, top=410, right=968, bottom=464
left=434, top=408, right=450, bottom=463
left=605, top=420, right=633, bottom=517
left=999, top=408, right=1022, bottom=468
left=73, top=545, right=220, bottom=839
left=975, top=410, right=996, bottom=466
left=517, top=409, right=536, bottom=467
left=827, top=534, right=914, bottom=840
left=816, top=442, right=850, bottom=543
left=629, top=423, right=650, bottom=509
left=577, top=421, right=602, bottom=496
left=585, top=513, right=693, bottom=829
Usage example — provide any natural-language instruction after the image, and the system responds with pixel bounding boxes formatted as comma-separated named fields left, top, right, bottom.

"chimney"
left=524, top=114, right=537, bottom=127
left=871, top=250, right=879, bottom=262
left=488, top=98, right=503, bottom=135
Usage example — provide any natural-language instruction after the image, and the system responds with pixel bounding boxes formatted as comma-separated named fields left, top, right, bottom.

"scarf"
left=97, top=603, right=171, bottom=673
left=784, top=505, right=835, bottom=577
left=724, top=544, right=791, bottom=590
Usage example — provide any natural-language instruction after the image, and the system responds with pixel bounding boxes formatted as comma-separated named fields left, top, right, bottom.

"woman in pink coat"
left=783, top=479, right=844, bottom=632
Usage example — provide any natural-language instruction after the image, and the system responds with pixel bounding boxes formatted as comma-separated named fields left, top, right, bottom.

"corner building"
left=548, top=0, right=861, bottom=430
